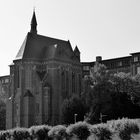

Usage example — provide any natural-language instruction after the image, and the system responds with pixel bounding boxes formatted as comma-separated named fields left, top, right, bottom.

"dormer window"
left=134, top=56, right=138, bottom=62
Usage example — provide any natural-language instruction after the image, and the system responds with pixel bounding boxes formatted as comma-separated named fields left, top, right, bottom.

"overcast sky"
left=0, top=0, right=140, bottom=76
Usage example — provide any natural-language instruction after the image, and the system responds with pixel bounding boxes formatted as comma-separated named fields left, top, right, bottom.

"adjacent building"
left=82, top=53, right=140, bottom=77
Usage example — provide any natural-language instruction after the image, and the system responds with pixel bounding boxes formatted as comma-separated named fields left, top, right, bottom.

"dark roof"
left=74, top=46, right=80, bottom=53
left=15, top=32, right=75, bottom=61
left=82, top=56, right=131, bottom=64
left=0, top=75, right=10, bottom=79
left=102, top=56, right=131, bottom=62
left=130, top=52, right=140, bottom=55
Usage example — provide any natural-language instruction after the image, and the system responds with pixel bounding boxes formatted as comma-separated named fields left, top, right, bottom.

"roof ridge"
left=33, top=33, right=68, bottom=43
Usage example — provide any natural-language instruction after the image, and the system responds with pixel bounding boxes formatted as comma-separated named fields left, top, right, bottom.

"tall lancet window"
left=61, top=71, right=65, bottom=90
left=72, top=72, right=75, bottom=93
left=79, top=74, right=81, bottom=94
left=66, top=70, right=69, bottom=96
left=25, top=68, right=32, bottom=89
left=17, top=67, right=20, bottom=88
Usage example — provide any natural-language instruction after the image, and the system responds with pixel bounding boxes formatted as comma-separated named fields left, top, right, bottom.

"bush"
left=62, top=95, right=87, bottom=124
left=13, top=127, right=30, bottom=140
left=29, top=125, right=51, bottom=140
left=48, top=125, right=67, bottom=140
left=66, top=121, right=91, bottom=140
left=0, top=128, right=30, bottom=140
left=108, top=118, right=139, bottom=140
left=91, top=123, right=112, bottom=140
left=1, top=118, right=139, bottom=140
left=0, top=131, right=8, bottom=140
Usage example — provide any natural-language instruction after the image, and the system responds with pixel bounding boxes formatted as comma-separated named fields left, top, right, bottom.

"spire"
left=30, top=9, right=37, bottom=34
left=74, top=45, right=80, bottom=53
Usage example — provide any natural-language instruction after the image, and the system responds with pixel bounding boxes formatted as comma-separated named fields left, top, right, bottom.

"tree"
left=61, top=95, right=87, bottom=124
left=0, top=100, right=6, bottom=130
left=110, top=91, right=140, bottom=119
left=110, top=72, right=137, bottom=96
left=90, top=62, right=110, bottom=84
left=84, top=63, right=140, bottom=124
left=84, top=63, right=113, bottom=124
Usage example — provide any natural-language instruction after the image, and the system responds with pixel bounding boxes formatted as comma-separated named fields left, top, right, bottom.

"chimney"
left=96, top=56, right=102, bottom=62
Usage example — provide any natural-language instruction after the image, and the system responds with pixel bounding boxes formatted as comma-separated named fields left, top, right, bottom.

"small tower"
left=74, top=46, right=80, bottom=61
left=30, top=10, right=37, bottom=34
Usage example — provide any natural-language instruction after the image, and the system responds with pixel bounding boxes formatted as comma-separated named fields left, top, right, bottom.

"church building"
left=6, top=11, right=82, bottom=129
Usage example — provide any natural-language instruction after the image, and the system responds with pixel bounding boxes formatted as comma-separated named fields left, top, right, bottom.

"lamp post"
left=99, top=112, right=107, bottom=123
left=74, top=114, right=77, bottom=123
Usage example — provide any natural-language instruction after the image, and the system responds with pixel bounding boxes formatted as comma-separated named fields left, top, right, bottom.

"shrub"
left=48, top=125, right=67, bottom=140
left=91, top=123, right=112, bottom=140
left=0, top=131, right=7, bottom=140
left=108, top=118, right=139, bottom=140
left=66, top=121, right=91, bottom=140
left=11, top=127, right=30, bottom=140
left=62, top=95, right=87, bottom=124
left=29, top=125, right=51, bottom=140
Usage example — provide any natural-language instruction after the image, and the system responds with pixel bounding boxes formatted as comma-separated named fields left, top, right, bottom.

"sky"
left=0, top=0, right=140, bottom=76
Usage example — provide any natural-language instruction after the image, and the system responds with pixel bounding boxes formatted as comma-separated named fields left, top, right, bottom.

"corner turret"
left=74, top=46, right=80, bottom=61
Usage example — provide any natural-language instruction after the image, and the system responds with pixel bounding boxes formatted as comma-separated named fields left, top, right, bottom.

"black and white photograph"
left=0, top=0, right=140, bottom=139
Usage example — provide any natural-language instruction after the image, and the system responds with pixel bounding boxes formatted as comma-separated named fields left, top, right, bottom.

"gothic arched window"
left=79, top=74, right=81, bottom=94
left=72, top=72, right=75, bottom=93
left=66, top=71, right=69, bottom=92
left=61, top=71, right=65, bottom=90
left=17, top=66, right=20, bottom=88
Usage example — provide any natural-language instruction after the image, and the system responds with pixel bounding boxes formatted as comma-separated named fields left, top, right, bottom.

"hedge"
left=1, top=118, right=140, bottom=140
left=66, top=121, right=91, bottom=140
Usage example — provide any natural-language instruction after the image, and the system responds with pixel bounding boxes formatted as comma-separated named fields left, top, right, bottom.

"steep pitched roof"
left=15, top=33, right=75, bottom=61
left=74, top=46, right=80, bottom=53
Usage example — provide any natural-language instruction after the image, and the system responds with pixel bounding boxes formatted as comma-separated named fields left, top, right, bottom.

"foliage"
left=83, top=63, right=140, bottom=124
left=29, top=125, right=51, bottom=140
left=91, top=123, right=112, bottom=140
left=110, top=91, right=140, bottom=120
left=108, top=118, right=139, bottom=140
left=110, top=72, right=137, bottom=96
left=83, top=63, right=113, bottom=123
left=66, top=121, right=91, bottom=140
left=48, top=125, right=66, bottom=139
left=11, top=127, right=30, bottom=140
left=0, top=131, right=8, bottom=140
left=62, top=95, right=87, bottom=124
left=0, top=118, right=140, bottom=140
left=90, top=63, right=110, bottom=84
left=0, top=100, right=6, bottom=130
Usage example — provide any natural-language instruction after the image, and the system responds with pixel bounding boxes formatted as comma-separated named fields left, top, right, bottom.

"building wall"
left=0, top=76, right=9, bottom=101
left=82, top=53, right=140, bottom=77
left=6, top=57, right=82, bottom=128
left=5, top=51, right=140, bottom=129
